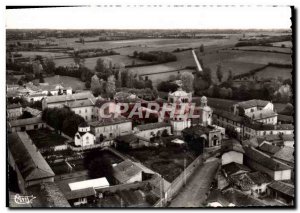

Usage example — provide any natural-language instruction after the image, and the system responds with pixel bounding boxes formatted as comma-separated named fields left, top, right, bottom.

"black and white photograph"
left=5, top=5, right=295, bottom=208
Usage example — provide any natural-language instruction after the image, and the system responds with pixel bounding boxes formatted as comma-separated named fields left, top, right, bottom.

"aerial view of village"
left=6, top=6, right=294, bottom=208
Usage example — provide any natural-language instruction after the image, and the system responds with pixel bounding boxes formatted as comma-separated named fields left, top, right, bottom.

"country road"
left=169, top=158, right=220, bottom=207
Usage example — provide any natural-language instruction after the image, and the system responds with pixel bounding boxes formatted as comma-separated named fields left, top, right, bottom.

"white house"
left=74, top=123, right=96, bottom=147
left=7, top=103, right=23, bottom=120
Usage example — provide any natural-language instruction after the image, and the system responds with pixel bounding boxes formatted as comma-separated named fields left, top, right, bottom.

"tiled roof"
left=221, top=139, right=245, bottom=154
left=273, top=147, right=294, bottom=164
left=236, top=99, right=270, bottom=109
left=258, top=143, right=281, bottom=155
left=281, top=134, right=294, bottom=141
left=66, top=98, right=95, bottom=108
left=247, top=171, right=272, bottom=185
left=278, top=114, right=294, bottom=123
left=9, top=116, right=44, bottom=127
left=64, top=187, right=96, bottom=200
left=23, top=107, right=42, bottom=117
left=45, top=91, right=95, bottom=104
left=89, top=116, right=131, bottom=128
left=7, top=103, right=22, bottom=109
left=244, top=146, right=291, bottom=171
left=222, top=162, right=251, bottom=177
left=8, top=132, right=54, bottom=181
left=136, top=122, right=171, bottom=131
left=213, top=109, right=244, bottom=123
left=113, top=160, right=142, bottom=183
left=268, top=181, right=294, bottom=197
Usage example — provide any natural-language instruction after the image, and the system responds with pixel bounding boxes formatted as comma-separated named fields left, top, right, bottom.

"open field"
left=271, top=41, right=293, bottom=48
left=125, top=146, right=196, bottom=182
left=27, top=128, right=67, bottom=149
left=253, top=66, right=292, bottom=80
left=44, top=75, right=86, bottom=90
left=234, top=46, right=292, bottom=54
left=18, top=51, right=68, bottom=58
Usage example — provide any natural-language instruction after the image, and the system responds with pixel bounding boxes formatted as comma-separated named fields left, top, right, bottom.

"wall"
left=71, top=106, right=94, bottom=121
left=11, top=123, right=46, bottom=132
left=274, top=170, right=291, bottom=181
left=135, top=126, right=171, bottom=139
left=221, top=151, right=243, bottom=165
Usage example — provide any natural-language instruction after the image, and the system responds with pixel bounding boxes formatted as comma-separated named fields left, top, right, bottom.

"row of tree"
left=42, top=107, right=85, bottom=137
left=133, top=51, right=177, bottom=63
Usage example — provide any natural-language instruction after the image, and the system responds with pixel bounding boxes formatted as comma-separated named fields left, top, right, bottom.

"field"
left=126, top=146, right=196, bottom=182
left=271, top=41, right=293, bottom=48
left=27, top=128, right=67, bottom=149
left=253, top=66, right=292, bottom=80
left=235, top=46, right=292, bottom=54
left=18, top=51, right=68, bottom=58
left=44, top=75, right=86, bottom=90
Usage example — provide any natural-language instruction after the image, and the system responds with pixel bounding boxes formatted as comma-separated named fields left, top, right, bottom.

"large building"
left=89, top=117, right=132, bottom=142
left=8, top=132, right=55, bottom=193
left=8, top=116, right=46, bottom=132
left=67, top=99, right=95, bottom=121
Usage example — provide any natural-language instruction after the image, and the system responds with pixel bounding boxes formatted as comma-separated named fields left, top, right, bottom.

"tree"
left=95, top=58, right=111, bottom=81
left=133, top=51, right=138, bottom=57
left=43, top=58, right=55, bottom=74
left=32, top=60, right=43, bottom=76
left=91, top=74, right=102, bottom=96
left=227, top=69, right=233, bottom=82
left=199, top=44, right=204, bottom=53
left=202, top=67, right=212, bottom=85
left=39, top=74, right=45, bottom=83
left=106, top=75, right=116, bottom=98
left=216, top=64, right=223, bottom=83
left=180, top=72, right=194, bottom=92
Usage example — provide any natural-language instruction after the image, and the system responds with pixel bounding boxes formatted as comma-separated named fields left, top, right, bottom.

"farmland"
left=253, top=66, right=292, bottom=80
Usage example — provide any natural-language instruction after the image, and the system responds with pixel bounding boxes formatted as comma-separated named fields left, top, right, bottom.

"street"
left=168, top=157, right=220, bottom=207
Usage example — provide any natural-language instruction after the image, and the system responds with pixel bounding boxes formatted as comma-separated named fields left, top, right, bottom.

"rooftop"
left=247, top=110, right=278, bottom=121
left=222, top=162, right=251, bottom=177
left=69, top=177, right=109, bottom=191
left=23, top=107, right=42, bottom=117
left=245, top=122, right=294, bottom=131
left=8, top=116, right=44, bottom=127
left=221, top=139, right=245, bottom=154
left=223, top=188, right=265, bottom=206
left=247, top=171, right=272, bottom=185
left=66, top=98, right=95, bottom=108
left=236, top=99, right=270, bottom=109
left=135, top=122, right=171, bottom=131
left=268, top=181, right=294, bottom=197
left=182, top=124, right=218, bottom=136
left=273, top=146, right=294, bottom=164
left=213, top=109, right=244, bottom=123
left=244, top=146, right=291, bottom=171
left=7, top=103, right=22, bottom=109
left=206, top=189, right=231, bottom=206
left=89, top=116, right=131, bottom=128
left=113, top=160, right=142, bottom=183
left=7, top=132, right=55, bottom=181
left=45, top=91, right=95, bottom=104
left=115, top=134, right=138, bottom=144
left=258, top=142, right=281, bottom=155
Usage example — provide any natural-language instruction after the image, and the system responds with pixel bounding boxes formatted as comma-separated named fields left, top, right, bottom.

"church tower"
left=199, top=96, right=212, bottom=126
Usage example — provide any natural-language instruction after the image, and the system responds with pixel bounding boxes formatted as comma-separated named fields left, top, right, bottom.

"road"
left=168, top=157, right=220, bottom=207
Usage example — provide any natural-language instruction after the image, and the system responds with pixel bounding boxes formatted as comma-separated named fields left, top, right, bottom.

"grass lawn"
left=44, top=75, right=86, bottom=90
left=125, top=146, right=196, bottom=182
left=27, top=128, right=67, bottom=149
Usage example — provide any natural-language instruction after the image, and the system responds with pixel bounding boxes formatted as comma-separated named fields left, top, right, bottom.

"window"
left=79, top=110, right=81, bottom=113
left=85, top=109, right=87, bottom=113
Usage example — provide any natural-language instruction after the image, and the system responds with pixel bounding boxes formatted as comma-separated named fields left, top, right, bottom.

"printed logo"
left=14, top=194, right=36, bottom=205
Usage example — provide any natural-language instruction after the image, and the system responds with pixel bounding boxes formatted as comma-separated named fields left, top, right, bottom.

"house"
left=7, top=103, right=22, bottom=120
left=8, top=116, right=46, bottom=132
left=246, top=110, right=278, bottom=125
left=112, top=160, right=143, bottom=184
left=182, top=125, right=222, bottom=147
left=74, top=123, right=96, bottom=147
left=247, top=171, right=272, bottom=197
left=67, top=99, right=95, bottom=121
left=281, top=134, right=294, bottom=148
left=7, top=132, right=55, bottom=193
left=64, top=187, right=96, bottom=207
left=221, top=162, right=251, bottom=177
left=267, top=181, right=294, bottom=206
left=134, top=122, right=171, bottom=139
left=222, top=188, right=265, bottom=207
left=258, top=142, right=281, bottom=155
left=221, top=139, right=245, bottom=165
left=23, top=107, right=42, bottom=117
left=243, top=146, right=292, bottom=180
left=25, top=93, right=47, bottom=102
left=42, top=91, right=95, bottom=109
left=233, top=99, right=274, bottom=117
left=115, top=134, right=140, bottom=150
left=89, top=116, right=132, bottom=142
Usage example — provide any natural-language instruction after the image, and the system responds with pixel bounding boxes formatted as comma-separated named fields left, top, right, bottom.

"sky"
left=6, top=6, right=292, bottom=30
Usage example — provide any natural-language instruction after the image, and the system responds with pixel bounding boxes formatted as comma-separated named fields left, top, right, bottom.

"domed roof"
left=201, top=96, right=207, bottom=103
left=170, top=88, right=189, bottom=97
left=78, top=122, right=89, bottom=128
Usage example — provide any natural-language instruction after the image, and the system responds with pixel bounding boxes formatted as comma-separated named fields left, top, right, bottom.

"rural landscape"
left=7, top=27, right=294, bottom=208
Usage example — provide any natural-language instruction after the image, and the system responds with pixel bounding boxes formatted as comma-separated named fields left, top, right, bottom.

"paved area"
left=169, top=157, right=220, bottom=207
